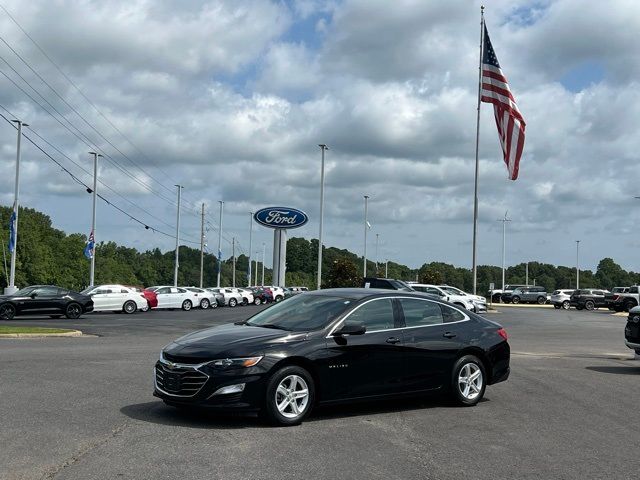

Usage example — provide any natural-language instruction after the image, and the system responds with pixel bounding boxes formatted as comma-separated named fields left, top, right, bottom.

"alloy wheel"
left=0, top=304, right=16, bottom=320
left=275, top=375, right=310, bottom=419
left=124, top=301, right=136, bottom=314
left=201, top=299, right=210, bottom=309
left=457, top=363, right=483, bottom=401
left=562, top=301, right=570, bottom=310
left=66, top=303, right=81, bottom=319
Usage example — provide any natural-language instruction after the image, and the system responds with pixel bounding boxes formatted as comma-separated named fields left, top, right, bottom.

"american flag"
left=481, top=24, right=526, bottom=180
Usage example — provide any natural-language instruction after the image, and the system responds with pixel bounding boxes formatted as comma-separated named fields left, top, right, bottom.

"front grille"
left=155, top=363, right=208, bottom=397
left=163, top=352, right=210, bottom=364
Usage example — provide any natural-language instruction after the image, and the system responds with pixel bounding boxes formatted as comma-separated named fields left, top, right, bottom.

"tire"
left=624, top=301, right=636, bottom=312
left=451, top=355, right=486, bottom=406
left=585, top=300, right=595, bottom=311
left=554, top=304, right=561, bottom=309
left=210, top=301, right=218, bottom=309
left=0, top=303, right=16, bottom=320
left=254, top=298, right=262, bottom=306
left=141, top=304, right=149, bottom=312
left=275, top=296, right=283, bottom=303
left=181, top=300, right=192, bottom=311
left=511, top=296, right=520, bottom=304
left=537, top=296, right=546, bottom=305
left=242, top=298, right=249, bottom=306
left=123, top=300, right=137, bottom=314
left=228, top=298, right=238, bottom=308
left=200, top=298, right=210, bottom=310
left=562, top=301, right=570, bottom=310
left=65, top=303, right=82, bottom=319
left=263, top=365, right=315, bottom=426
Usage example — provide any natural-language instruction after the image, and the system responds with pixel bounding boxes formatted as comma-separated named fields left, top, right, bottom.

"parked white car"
left=233, top=288, right=255, bottom=305
left=208, top=287, right=243, bottom=307
left=550, top=289, right=574, bottom=310
left=147, top=286, right=198, bottom=311
left=409, top=283, right=487, bottom=313
left=184, top=287, right=217, bottom=309
left=82, top=284, right=148, bottom=314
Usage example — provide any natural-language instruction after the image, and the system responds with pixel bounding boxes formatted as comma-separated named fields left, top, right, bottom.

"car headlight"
left=209, top=356, right=263, bottom=369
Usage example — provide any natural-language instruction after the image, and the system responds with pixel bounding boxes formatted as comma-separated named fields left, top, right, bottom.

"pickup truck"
left=604, top=287, right=629, bottom=311
left=610, top=286, right=639, bottom=312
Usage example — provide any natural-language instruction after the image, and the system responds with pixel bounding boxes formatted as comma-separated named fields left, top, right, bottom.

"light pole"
left=385, top=259, right=388, bottom=278
left=199, top=203, right=205, bottom=288
left=173, top=185, right=183, bottom=287
left=88, top=151, right=102, bottom=287
left=232, top=237, right=236, bottom=287
left=317, top=144, right=328, bottom=290
left=375, top=233, right=379, bottom=274
left=363, top=195, right=369, bottom=277
left=6, top=120, right=27, bottom=295
left=525, top=262, right=529, bottom=286
left=254, top=251, right=260, bottom=286
left=248, top=212, right=253, bottom=287
left=217, top=201, right=223, bottom=287
left=497, top=211, right=511, bottom=291
left=576, top=240, right=580, bottom=289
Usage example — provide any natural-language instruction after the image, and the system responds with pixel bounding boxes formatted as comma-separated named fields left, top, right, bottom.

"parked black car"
left=0, top=285, right=94, bottom=320
left=362, top=277, right=414, bottom=291
left=625, top=307, right=640, bottom=355
left=570, top=289, right=610, bottom=310
left=154, top=289, right=510, bottom=426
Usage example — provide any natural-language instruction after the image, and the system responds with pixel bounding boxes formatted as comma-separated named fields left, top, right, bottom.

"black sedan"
left=625, top=307, right=640, bottom=355
left=154, top=289, right=510, bottom=426
left=0, top=285, right=94, bottom=320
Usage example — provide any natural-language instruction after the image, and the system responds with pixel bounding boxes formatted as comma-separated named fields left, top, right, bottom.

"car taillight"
left=497, top=328, right=508, bottom=341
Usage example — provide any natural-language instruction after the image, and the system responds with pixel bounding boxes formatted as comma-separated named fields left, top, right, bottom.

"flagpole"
left=363, top=195, right=369, bottom=277
left=6, top=120, right=27, bottom=294
left=88, top=152, right=100, bottom=287
left=471, top=5, right=485, bottom=295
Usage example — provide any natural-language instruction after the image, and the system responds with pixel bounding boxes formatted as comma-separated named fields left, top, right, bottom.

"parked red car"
left=127, top=286, right=158, bottom=311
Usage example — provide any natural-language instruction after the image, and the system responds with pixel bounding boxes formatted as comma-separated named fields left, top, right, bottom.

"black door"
left=323, top=297, right=406, bottom=400
left=398, top=298, right=466, bottom=391
left=23, top=286, right=61, bottom=314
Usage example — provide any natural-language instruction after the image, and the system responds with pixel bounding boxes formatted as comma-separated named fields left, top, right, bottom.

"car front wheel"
left=585, top=300, right=595, bottom=311
left=254, top=298, right=262, bottom=306
left=451, top=355, right=486, bottom=406
left=0, top=303, right=16, bottom=320
left=537, top=296, right=546, bottom=305
left=562, top=301, right=570, bottom=310
left=264, top=365, right=314, bottom=426
left=65, top=303, right=82, bottom=319
left=181, top=300, right=192, bottom=311
left=511, top=296, right=520, bottom=304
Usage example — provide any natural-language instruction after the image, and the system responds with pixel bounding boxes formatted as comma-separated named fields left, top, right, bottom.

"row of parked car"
left=0, top=284, right=309, bottom=320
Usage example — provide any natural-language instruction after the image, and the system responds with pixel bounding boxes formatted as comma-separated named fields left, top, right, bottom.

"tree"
left=325, top=257, right=360, bottom=288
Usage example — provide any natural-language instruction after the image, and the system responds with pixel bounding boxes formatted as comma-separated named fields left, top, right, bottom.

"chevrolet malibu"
left=154, top=289, right=510, bottom=426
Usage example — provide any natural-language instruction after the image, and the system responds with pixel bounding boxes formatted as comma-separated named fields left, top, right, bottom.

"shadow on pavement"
left=585, top=365, right=640, bottom=375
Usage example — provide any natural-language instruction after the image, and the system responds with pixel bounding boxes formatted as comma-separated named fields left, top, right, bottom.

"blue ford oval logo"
left=254, top=207, right=308, bottom=229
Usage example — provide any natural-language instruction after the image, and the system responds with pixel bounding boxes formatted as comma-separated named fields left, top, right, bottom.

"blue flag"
left=84, top=230, right=95, bottom=259
left=8, top=208, right=16, bottom=253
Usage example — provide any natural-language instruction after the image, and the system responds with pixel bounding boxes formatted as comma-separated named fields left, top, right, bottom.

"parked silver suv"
left=509, top=286, right=547, bottom=305
left=550, top=289, right=574, bottom=310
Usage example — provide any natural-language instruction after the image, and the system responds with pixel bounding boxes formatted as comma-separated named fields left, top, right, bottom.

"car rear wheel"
left=562, top=301, right=570, bottom=310
left=624, top=301, right=635, bottom=312
left=123, top=301, right=137, bottom=314
left=0, top=303, right=16, bottom=320
left=181, top=300, right=192, bottom=311
left=141, top=304, right=149, bottom=312
left=275, top=295, right=283, bottom=303
left=263, top=365, right=314, bottom=426
left=228, top=298, right=237, bottom=308
left=65, top=303, right=82, bottom=319
left=537, top=296, right=546, bottom=305
left=585, top=300, right=595, bottom=311
left=200, top=298, right=210, bottom=309
left=254, top=298, right=262, bottom=306
left=451, top=355, right=486, bottom=406
left=210, top=301, right=218, bottom=309
left=511, top=296, right=520, bottom=304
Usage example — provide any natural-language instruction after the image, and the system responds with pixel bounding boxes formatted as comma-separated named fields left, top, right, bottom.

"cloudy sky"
left=0, top=0, right=638, bottom=275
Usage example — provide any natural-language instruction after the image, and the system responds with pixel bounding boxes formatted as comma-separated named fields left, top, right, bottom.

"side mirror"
left=333, top=321, right=366, bottom=336
left=30, top=293, right=37, bottom=299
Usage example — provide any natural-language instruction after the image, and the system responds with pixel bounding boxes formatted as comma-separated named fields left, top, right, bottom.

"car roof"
left=309, top=288, right=439, bottom=301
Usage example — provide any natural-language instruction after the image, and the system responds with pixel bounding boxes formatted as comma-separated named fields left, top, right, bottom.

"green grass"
left=0, top=326, right=76, bottom=334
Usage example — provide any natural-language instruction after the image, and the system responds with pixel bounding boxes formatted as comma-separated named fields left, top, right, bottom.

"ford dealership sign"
left=254, top=207, right=308, bottom=229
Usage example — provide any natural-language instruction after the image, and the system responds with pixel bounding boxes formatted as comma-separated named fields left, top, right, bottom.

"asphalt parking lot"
left=1, top=305, right=639, bottom=480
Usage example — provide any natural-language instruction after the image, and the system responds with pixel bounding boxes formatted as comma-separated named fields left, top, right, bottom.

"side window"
left=156, top=287, right=170, bottom=294
left=121, top=289, right=129, bottom=294
left=344, top=299, right=395, bottom=331
left=424, top=287, right=444, bottom=297
left=34, top=286, right=59, bottom=296
left=400, top=298, right=443, bottom=327
left=441, top=304, right=467, bottom=323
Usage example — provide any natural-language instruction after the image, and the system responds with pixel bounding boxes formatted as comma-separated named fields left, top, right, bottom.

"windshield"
left=12, top=286, right=36, bottom=296
left=442, top=286, right=464, bottom=295
left=389, top=280, right=414, bottom=291
left=245, top=294, right=353, bottom=331
left=81, top=287, right=94, bottom=295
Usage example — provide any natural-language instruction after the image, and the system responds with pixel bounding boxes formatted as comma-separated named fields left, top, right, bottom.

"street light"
left=363, top=195, right=370, bottom=277
left=497, top=211, right=511, bottom=291
left=173, top=185, right=183, bottom=287
left=576, top=240, right=580, bottom=289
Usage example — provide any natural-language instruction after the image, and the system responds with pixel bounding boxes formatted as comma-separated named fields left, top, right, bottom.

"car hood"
left=164, top=323, right=308, bottom=359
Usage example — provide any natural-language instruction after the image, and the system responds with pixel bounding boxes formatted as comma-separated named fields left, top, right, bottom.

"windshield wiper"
left=254, top=323, right=289, bottom=331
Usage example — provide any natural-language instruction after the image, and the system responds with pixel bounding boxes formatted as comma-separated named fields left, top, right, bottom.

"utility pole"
left=576, top=240, right=580, bottom=289
left=217, top=201, right=223, bottom=287
left=232, top=237, right=236, bottom=287
left=525, top=262, right=529, bottom=286
left=317, top=144, right=328, bottom=290
left=385, top=259, right=388, bottom=278
left=6, top=120, right=27, bottom=295
left=363, top=195, right=369, bottom=277
left=248, top=212, right=253, bottom=287
left=254, top=252, right=259, bottom=286
left=261, top=242, right=265, bottom=285
left=173, top=185, right=183, bottom=287
left=88, top=151, right=101, bottom=287
left=199, top=203, right=205, bottom=288
left=497, top=211, right=511, bottom=291
left=375, top=233, right=379, bottom=274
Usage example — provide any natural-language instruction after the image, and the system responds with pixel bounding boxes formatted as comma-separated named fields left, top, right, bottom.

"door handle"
left=385, top=337, right=401, bottom=344
left=443, top=332, right=457, bottom=339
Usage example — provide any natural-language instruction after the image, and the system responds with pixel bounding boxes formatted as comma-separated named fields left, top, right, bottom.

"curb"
left=490, top=303, right=553, bottom=308
left=0, top=329, right=83, bottom=338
